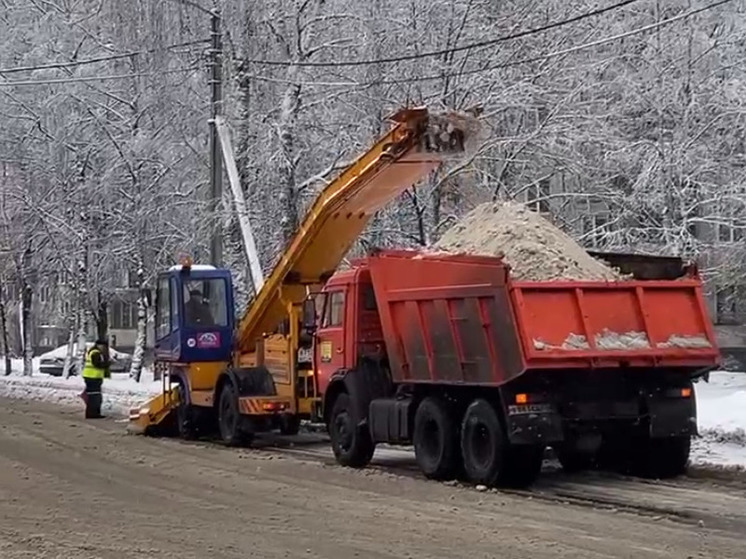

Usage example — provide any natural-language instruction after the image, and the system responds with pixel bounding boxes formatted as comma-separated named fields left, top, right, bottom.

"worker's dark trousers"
left=84, top=378, right=103, bottom=418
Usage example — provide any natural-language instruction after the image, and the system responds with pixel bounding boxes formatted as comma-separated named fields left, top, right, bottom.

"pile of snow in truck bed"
left=432, top=201, right=625, bottom=281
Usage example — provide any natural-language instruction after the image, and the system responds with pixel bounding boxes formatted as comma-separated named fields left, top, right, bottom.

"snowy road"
left=1, top=398, right=746, bottom=559
left=2, top=367, right=745, bottom=469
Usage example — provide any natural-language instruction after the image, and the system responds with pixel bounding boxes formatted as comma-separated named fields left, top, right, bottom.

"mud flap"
left=504, top=403, right=563, bottom=445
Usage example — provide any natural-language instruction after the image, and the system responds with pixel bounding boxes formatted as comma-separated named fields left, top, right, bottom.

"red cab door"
left=315, top=289, right=346, bottom=395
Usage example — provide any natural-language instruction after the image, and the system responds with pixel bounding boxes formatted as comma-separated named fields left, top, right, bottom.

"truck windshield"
left=183, top=278, right=228, bottom=328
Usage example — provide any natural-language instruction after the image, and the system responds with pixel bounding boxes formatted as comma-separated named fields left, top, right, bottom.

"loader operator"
left=185, top=288, right=214, bottom=326
left=81, top=339, right=110, bottom=419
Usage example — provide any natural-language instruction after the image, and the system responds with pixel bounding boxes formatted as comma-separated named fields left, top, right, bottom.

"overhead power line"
left=245, top=0, right=734, bottom=87
left=0, top=66, right=201, bottom=87
left=0, top=39, right=209, bottom=76
left=243, top=0, right=641, bottom=67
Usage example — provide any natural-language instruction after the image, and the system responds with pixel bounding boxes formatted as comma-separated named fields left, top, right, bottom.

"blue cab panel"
left=154, top=264, right=235, bottom=363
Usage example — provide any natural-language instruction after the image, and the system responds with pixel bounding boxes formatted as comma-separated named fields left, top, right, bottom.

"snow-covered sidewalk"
left=692, top=372, right=746, bottom=469
left=0, top=359, right=162, bottom=416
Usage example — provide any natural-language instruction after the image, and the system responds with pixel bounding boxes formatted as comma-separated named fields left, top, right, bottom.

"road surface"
left=0, top=397, right=745, bottom=559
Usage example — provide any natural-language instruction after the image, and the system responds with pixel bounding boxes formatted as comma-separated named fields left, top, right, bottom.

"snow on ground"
left=1, top=359, right=745, bottom=469
left=691, top=372, right=746, bottom=469
left=1, top=359, right=161, bottom=416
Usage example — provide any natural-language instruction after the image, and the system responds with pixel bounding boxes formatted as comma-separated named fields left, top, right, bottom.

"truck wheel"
left=329, top=393, right=374, bottom=468
left=460, top=398, right=504, bottom=485
left=413, top=396, right=459, bottom=480
left=218, top=382, right=252, bottom=447
left=461, top=398, right=544, bottom=488
left=279, top=414, right=301, bottom=436
left=632, top=435, right=691, bottom=479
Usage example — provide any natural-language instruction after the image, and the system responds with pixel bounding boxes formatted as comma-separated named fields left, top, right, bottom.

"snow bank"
left=39, top=343, right=130, bottom=361
left=0, top=368, right=161, bottom=416
left=690, top=372, right=746, bottom=470
left=695, top=372, right=746, bottom=444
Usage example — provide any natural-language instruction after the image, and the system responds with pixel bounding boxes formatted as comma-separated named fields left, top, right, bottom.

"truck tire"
left=460, top=398, right=504, bottom=485
left=631, top=435, right=691, bottom=479
left=218, top=382, right=252, bottom=447
left=413, top=396, right=459, bottom=480
left=460, top=398, right=544, bottom=488
left=329, top=393, right=375, bottom=468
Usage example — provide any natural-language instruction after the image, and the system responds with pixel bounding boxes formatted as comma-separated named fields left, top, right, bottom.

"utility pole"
left=209, top=8, right=223, bottom=266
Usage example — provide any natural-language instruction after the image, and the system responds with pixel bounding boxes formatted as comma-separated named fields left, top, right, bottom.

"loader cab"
left=154, top=261, right=235, bottom=363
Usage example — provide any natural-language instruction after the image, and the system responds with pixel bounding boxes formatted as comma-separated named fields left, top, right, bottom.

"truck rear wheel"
left=329, top=393, right=375, bottom=468
left=413, top=396, right=459, bottom=480
left=631, top=435, right=691, bottom=479
left=460, top=398, right=544, bottom=488
left=460, top=398, right=504, bottom=485
left=218, top=382, right=252, bottom=447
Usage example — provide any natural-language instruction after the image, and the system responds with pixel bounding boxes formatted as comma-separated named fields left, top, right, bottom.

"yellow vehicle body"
left=129, top=107, right=477, bottom=437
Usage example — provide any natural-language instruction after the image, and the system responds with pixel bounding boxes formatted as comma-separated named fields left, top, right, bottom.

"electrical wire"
left=0, top=39, right=209, bottom=76
left=0, top=66, right=202, bottom=87
left=244, top=0, right=734, bottom=88
left=242, top=0, right=641, bottom=67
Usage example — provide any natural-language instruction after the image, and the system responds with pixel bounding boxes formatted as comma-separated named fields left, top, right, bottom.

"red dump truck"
left=304, top=249, right=720, bottom=488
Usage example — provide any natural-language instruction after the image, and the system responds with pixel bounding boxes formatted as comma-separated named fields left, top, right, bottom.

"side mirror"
left=302, top=297, right=316, bottom=332
left=142, top=288, right=153, bottom=308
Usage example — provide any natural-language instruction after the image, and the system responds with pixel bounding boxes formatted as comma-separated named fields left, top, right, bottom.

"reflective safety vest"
left=82, top=348, right=105, bottom=380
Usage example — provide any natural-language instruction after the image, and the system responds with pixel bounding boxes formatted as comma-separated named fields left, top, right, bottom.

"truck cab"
left=154, top=260, right=236, bottom=363
left=308, top=264, right=386, bottom=398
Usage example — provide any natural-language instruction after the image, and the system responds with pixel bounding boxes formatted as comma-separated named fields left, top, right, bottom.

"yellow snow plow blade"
left=127, top=387, right=179, bottom=435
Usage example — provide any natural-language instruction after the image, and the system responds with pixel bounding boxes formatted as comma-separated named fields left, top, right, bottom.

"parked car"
left=38, top=343, right=132, bottom=377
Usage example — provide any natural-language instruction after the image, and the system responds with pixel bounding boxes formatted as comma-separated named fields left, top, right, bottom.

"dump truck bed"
left=365, top=250, right=720, bottom=386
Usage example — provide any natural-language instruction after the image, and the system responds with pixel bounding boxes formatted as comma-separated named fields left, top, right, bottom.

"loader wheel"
left=631, top=435, right=691, bottom=479
left=329, top=393, right=374, bottom=468
left=218, top=382, right=252, bottom=447
left=279, top=414, right=301, bottom=436
left=461, top=398, right=544, bottom=488
left=175, top=381, right=198, bottom=440
left=414, top=396, right=459, bottom=480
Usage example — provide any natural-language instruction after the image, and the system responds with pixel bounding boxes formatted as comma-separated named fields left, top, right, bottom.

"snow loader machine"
left=128, top=107, right=478, bottom=443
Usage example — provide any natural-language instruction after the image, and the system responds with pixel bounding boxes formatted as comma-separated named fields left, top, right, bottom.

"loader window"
left=156, top=277, right=170, bottom=339
left=183, top=278, right=229, bottom=328
left=323, top=291, right=345, bottom=328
